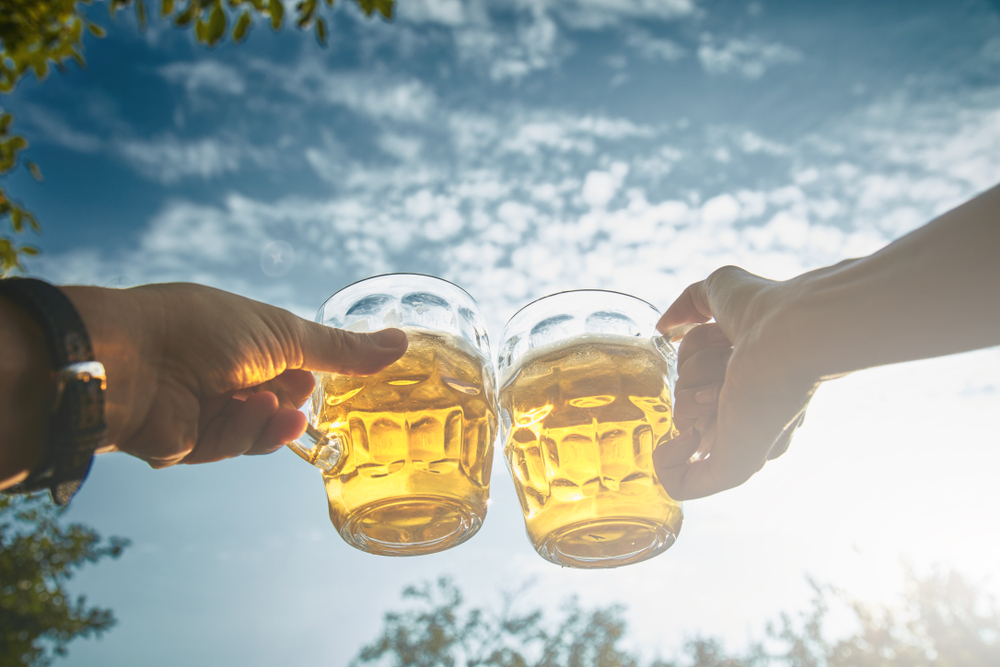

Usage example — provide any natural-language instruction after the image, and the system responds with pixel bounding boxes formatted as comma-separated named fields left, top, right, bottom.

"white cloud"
left=399, top=0, right=468, bottom=25
left=24, top=105, right=103, bottom=152
left=739, top=130, right=790, bottom=155
left=377, top=132, right=423, bottom=161
left=549, top=0, right=697, bottom=29
left=700, top=193, right=741, bottom=225
left=35, top=74, right=1000, bottom=352
left=116, top=136, right=264, bottom=183
left=624, top=29, right=686, bottom=61
left=582, top=162, right=629, bottom=208
left=255, top=58, right=437, bottom=122
left=159, top=61, right=246, bottom=97
left=698, top=34, right=802, bottom=79
left=501, top=113, right=655, bottom=155
left=454, top=7, right=565, bottom=82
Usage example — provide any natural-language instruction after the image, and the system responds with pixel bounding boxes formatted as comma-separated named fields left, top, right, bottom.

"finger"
left=658, top=374, right=815, bottom=500
left=674, top=330, right=731, bottom=430
left=198, top=390, right=238, bottom=433
left=652, top=429, right=702, bottom=470
left=674, top=383, right=721, bottom=431
left=677, top=323, right=731, bottom=368
left=676, top=345, right=731, bottom=392
left=256, top=368, right=316, bottom=409
left=657, top=280, right=713, bottom=335
left=124, top=396, right=201, bottom=469
left=245, top=407, right=307, bottom=456
left=184, top=391, right=280, bottom=464
left=296, top=323, right=408, bottom=376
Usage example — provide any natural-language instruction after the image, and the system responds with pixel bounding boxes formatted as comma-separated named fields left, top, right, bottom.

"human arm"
left=654, top=181, right=1000, bottom=500
left=0, top=283, right=408, bottom=490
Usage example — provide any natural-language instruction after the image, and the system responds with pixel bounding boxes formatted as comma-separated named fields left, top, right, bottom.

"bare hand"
left=66, top=283, right=408, bottom=468
left=654, top=267, right=819, bottom=500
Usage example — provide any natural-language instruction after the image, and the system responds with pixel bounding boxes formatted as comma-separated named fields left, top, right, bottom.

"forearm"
left=0, top=295, right=52, bottom=488
left=773, top=182, right=1000, bottom=379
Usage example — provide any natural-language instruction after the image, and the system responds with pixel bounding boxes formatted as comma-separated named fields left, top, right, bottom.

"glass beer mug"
left=290, top=274, right=497, bottom=556
left=498, top=290, right=682, bottom=569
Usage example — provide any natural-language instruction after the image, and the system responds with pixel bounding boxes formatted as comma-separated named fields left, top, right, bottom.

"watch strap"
left=0, top=277, right=106, bottom=504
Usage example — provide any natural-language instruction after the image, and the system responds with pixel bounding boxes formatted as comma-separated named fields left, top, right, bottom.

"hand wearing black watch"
left=0, top=277, right=107, bottom=505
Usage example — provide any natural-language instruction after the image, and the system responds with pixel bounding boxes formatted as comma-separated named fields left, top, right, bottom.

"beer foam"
left=500, top=332, right=665, bottom=386
left=401, top=326, right=490, bottom=366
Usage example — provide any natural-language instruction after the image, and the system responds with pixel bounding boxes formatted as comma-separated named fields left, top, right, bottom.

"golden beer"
left=316, top=329, right=495, bottom=556
left=501, top=334, right=681, bottom=568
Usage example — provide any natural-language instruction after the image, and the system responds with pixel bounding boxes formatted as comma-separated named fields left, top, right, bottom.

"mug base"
left=338, top=495, right=484, bottom=556
left=535, top=516, right=678, bottom=569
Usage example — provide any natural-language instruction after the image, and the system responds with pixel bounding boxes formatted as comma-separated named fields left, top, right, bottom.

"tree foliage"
left=355, top=571, right=1000, bottom=667
left=0, top=0, right=395, bottom=276
left=353, top=577, right=644, bottom=667
left=0, top=493, right=129, bottom=666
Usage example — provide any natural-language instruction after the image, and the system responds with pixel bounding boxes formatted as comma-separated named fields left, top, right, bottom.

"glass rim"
left=503, top=288, right=661, bottom=327
left=322, top=272, right=482, bottom=309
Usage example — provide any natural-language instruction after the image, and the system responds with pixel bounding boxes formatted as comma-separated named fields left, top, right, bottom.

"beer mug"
left=290, top=274, right=497, bottom=556
left=498, top=290, right=682, bottom=568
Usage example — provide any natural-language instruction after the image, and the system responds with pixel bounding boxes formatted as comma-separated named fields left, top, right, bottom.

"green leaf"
left=195, top=17, right=210, bottom=42
left=207, top=3, right=227, bottom=45
left=316, top=17, right=327, bottom=45
left=175, top=5, right=196, bottom=26
left=87, top=23, right=107, bottom=38
left=136, top=0, right=148, bottom=32
left=11, top=208, right=23, bottom=233
left=27, top=161, right=43, bottom=182
left=354, top=0, right=392, bottom=18
left=161, top=0, right=175, bottom=17
left=32, top=60, right=50, bottom=80
left=269, top=0, right=284, bottom=29
left=20, top=246, right=39, bottom=256
left=298, top=0, right=317, bottom=27
left=233, top=11, right=253, bottom=42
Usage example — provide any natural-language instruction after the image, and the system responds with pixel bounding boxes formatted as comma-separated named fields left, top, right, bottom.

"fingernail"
left=369, top=328, right=407, bottom=348
left=694, top=386, right=717, bottom=404
left=707, top=326, right=730, bottom=345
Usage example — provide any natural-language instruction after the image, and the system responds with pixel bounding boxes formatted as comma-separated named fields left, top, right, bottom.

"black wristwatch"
left=0, top=277, right=106, bottom=505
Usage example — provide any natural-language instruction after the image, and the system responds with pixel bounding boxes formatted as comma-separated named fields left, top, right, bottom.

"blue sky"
left=7, top=0, right=1000, bottom=664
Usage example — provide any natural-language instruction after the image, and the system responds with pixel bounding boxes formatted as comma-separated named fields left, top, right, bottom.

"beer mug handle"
left=288, top=424, right=346, bottom=473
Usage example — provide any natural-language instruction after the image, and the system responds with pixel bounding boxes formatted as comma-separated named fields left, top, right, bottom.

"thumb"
left=658, top=266, right=775, bottom=341
left=297, top=322, right=408, bottom=376
left=657, top=279, right=713, bottom=337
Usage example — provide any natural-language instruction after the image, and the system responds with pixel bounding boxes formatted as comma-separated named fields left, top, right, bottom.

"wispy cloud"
left=698, top=34, right=802, bottom=79
left=549, top=0, right=698, bottom=29
left=454, top=7, right=565, bottom=82
left=253, top=58, right=437, bottom=121
left=116, top=135, right=269, bottom=183
left=37, top=76, right=1000, bottom=338
left=624, top=28, right=687, bottom=61
left=24, top=104, right=103, bottom=152
left=159, top=60, right=247, bottom=97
